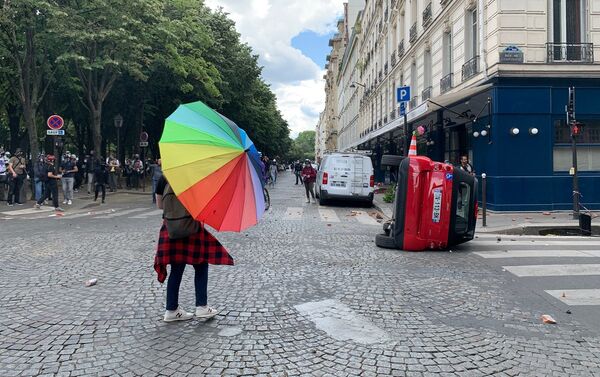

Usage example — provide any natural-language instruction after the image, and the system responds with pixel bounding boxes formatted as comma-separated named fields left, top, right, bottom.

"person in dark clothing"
left=94, top=161, right=109, bottom=203
left=7, top=148, right=27, bottom=205
left=294, top=161, right=303, bottom=185
left=34, top=155, right=64, bottom=212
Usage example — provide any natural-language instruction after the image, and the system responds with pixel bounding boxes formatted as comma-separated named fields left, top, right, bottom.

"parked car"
left=316, top=153, right=374, bottom=206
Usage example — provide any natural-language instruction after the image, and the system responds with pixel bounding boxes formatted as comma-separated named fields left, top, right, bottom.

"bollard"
left=481, top=173, right=487, bottom=227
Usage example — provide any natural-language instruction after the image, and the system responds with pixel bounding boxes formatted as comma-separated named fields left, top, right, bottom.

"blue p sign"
left=397, top=86, right=410, bottom=102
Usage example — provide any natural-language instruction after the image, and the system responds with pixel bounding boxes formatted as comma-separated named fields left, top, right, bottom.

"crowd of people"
left=0, top=147, right=163, bottom=211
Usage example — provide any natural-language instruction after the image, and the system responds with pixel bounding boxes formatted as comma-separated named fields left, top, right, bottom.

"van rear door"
left=350, top=156, right=373, bottom=196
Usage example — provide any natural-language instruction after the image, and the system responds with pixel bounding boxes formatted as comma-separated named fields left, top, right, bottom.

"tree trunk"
left=22, top=105, right=39, bottom=155
left=92, top=106, right=102, bottom=156
left=7, top=103, right=21, bottom=152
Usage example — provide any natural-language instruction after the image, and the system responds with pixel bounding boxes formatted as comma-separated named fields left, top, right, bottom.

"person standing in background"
left=149, top=158, right=163, bottom=204
left=7, top=148, right=27, bottom=206
left=60, top=154, right=78, bottom=205
left=85, top=151, right=97, bottom=195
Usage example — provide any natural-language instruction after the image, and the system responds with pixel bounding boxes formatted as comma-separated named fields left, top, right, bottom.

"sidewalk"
left=0, top=185, right=152, bottom=216
left=373, top=192, right=594, bottom=234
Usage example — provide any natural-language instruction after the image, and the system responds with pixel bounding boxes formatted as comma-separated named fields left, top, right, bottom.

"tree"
left=0, top=1, right=64, bottom=154
left=288, top=131, right=316, bottom=161
left=60, top=0, right=163, bottom=155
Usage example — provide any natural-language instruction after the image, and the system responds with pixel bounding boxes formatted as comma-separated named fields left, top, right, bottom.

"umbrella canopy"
left=159, top=101, right=265, bottom=232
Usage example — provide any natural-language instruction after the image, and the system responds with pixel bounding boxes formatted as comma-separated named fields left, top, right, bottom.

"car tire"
left=381, top=154, right=404, bottom=167
left=375, top=233, right=397, bottom=249
left=319, top=195, right=327, bottom=206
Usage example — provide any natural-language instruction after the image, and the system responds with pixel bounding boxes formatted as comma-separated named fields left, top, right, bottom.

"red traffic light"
left=571, top=122, right=582, bottom=136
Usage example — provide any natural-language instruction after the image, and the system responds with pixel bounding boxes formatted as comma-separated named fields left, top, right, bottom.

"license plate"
left=332, top=181, right=346, bottom=187
left=432, top=189, right=442, bottom=223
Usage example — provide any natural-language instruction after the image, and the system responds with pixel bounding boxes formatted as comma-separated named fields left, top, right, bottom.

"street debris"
left=85, top=279, right=97, bottom=287
left=541, top=314, right=557, bottom=324
left=561, top=292, right=566, bottom=298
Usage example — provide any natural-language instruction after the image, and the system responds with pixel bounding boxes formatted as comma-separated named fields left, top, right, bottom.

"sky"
left=204, top=0, right=345, bottom=138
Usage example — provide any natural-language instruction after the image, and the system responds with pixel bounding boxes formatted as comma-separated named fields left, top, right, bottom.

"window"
left=465, top=8, right=478, bottom=60
left=424, top=49, right=432, bottom=89
left=553, top=119, right=600, bottom=171
left=551, top=0, right=586, bottom=60
left=442, top=31, right=453, bottom=76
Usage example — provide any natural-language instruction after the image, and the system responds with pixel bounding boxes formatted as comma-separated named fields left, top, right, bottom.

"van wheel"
left=381, top=155, right=404, bottom=167
left=319, top=196, right=327, bottom=205
left=375, top=233, right=397, bottom=249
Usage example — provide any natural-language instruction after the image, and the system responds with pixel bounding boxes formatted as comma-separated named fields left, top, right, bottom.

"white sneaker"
left=195, top=306, right=218, bottom=319
left=306, top=199, right=310, bottom=203
left=163, top=306, right=194, bottom=322
left=34, top=204, right=41, bottom=210
left=67, top=200, right=72, bottom=205
left=62, top=200, right=67, bottom=204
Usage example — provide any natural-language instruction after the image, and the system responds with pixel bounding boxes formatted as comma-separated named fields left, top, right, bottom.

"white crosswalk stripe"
left=93, top=208, right=148, bottom=219
left=475, top=249, right=600, bottom=259
left=502, top=264, right=600, bottom=277
left=352, top=211, right=380, bottom=226
left=129, top=209, right=163, bottom=219
left=545, top=289, right=600, bottom=306
left=473, top=240, right=600, bottom=247
left=284, top=207, right=304, bottom=220
left=318, top=208, right=340, bottom=223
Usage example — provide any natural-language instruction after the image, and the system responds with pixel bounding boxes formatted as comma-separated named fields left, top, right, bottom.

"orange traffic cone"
left=408, top=132, right=417, bottom=156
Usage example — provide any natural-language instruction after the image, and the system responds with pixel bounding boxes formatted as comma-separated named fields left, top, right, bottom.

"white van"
left=316, top=153, right=375, bottom=205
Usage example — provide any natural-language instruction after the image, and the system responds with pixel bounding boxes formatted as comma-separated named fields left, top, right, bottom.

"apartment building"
left=321, top=0, right=600, bottom=211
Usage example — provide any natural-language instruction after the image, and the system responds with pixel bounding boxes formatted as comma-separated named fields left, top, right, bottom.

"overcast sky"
left=204, top=0, right=345, bottom=138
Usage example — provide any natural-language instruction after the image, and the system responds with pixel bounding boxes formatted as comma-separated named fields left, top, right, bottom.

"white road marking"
left=294, top=299, right=389, bottom=344
left=473, top=240, right=600, bottom=247
left=0, top=207, right=53, bottom=215
left=353, top=211, right=380, bottom=226
left=129, top=209, right=163, bottom=219
left=284, top=207, right=304, bottom=220
left=545, top=289, right=600, bottom=306
left=475, top=250, right=600, bottom=259
left=64, top=209, right=119, bottom=219
left=93, top=208, right=147, bottom=219
left=318, top=208, right=340, bottom=223
left=503, top=264, right=600, bottom=277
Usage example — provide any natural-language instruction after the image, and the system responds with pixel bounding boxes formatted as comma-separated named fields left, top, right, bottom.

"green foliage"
left=0, top=0, right=292, bottom=158
left=288, top=131, right=316, bottom=161
left=383, top=184, right=397, bottom=203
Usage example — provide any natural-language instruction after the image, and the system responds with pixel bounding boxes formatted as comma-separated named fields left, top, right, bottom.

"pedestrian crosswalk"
left=283, top=206, right=382, bottom=227
left=471, top=235, right=600, bottom=307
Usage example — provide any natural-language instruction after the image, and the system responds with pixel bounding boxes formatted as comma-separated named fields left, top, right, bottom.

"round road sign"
left=47, top=115, right=64, bottom=130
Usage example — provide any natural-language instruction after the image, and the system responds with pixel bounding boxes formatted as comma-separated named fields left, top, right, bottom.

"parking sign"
left=397, top=86, right=410, bottom=102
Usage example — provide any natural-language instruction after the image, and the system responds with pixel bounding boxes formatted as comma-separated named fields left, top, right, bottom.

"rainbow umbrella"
left=159, top=101, right=265, bottom=232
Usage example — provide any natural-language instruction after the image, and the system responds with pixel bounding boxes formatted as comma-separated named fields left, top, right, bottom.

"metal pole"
left=404, top=111, right=409, bottom=156
left=481, top=173, right=487, bottom=227
left=568, top=87, right=579, bottom=220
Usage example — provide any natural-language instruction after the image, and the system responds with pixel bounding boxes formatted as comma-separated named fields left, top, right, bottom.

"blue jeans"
left=34, top=178, right=43, bottom=202
left=152, top=178, right=158, bottom=203
left=166, top=263, right=208, bottom=311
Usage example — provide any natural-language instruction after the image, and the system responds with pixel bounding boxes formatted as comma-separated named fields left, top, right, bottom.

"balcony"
left=398, top=40, right=405, bottom=58
left=422, top=3, right=432, bottom=29
left=440, top=73, right=453, bottom=94
left=462, top=56, right=480, bottom=82
left=384, top=115, right=388, bottom=124
left=391, top=52, right=397, bottom=67
left=409, top=23, right=417, bottom=43
left=440, top=0, right=451, bottom=5
left=384, top=62, right=388, bottom=75
left=409, top=96, right=418, bottom=109
left=546, top=43, right=594, bottom=63
left=390, top=109, right=396, bottom=119
left=421, top=86, right=432, bottom=101
left=378, top=70, right=383, bottom=81
left=378, top=119, right=382, bottom=128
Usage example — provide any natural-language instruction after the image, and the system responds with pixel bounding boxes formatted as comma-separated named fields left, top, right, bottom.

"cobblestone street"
left=1, top=172, right=600, bottom=376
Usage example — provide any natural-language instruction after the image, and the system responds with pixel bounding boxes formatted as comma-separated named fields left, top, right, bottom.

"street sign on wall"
left=399, top=102, right=406, bottom=116
left=47, top=115, right=64, bottom=130
left=397, top=86, right=411, bottom=102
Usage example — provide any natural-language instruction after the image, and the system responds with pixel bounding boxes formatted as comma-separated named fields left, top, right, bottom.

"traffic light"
left=570, top=121, right=583, bottom=137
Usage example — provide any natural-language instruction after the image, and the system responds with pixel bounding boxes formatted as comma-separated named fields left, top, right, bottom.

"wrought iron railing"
left=462, top=56, right=479, bottom=82
left=384, top=115, right=388, bottom=124
left=546, top=43, right=594, bottom=63
left=440, top=73, right=453, bottom=94
left=378, top=70, right=383, bottom=81
left=398, top=40, right=405, bottom=58
left=409, top=23, right=417, bottom=43
left=422, top=86, right=432, bottom=101
left=391, top=52, right=397, bottom=67
left=384, top=62, right=388, bottom=75
left=423, top=3, right=432, bottom=28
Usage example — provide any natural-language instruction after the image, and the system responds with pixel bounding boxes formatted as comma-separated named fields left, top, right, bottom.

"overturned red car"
left=375, top=155, right=477, bottom=251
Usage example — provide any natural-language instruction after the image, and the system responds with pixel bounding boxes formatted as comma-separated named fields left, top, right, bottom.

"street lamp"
left=350, top=81, right=366, bottom=89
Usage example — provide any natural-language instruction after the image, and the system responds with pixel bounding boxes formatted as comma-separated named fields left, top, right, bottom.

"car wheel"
left=375, top=233, right=397, bottom=249
left=319, top=195, right=327, bottom=206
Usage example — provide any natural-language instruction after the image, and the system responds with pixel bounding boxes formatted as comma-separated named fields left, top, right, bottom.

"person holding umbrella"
left=156, top=100, right=266, bottom=322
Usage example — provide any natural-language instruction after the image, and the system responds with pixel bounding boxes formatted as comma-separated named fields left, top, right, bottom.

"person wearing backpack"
left=33, top=154, right=47, bottom=202
left=154, top=175, right=234, bottom=322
